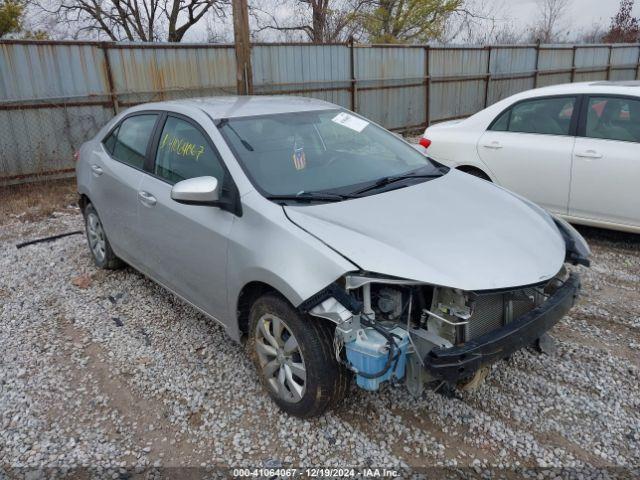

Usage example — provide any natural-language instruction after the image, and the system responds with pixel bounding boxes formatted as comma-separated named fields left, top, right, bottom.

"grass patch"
left=0, top=177, right=78, bottom=225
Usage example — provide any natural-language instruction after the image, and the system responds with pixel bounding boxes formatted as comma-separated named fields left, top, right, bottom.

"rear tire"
left=83, top=203, right=123, bottom=270
left=248, top=294, right=349, bottom=417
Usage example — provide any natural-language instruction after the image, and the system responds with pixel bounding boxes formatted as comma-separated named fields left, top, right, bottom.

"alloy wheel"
left=255, top=314, right=307, bottom=403
left=86, top=212, right=106, bottom=263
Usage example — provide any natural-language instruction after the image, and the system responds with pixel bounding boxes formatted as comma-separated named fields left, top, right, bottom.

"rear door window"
left=490, top=97, right=576, bottom=136
left=585, top=96, right=640, bottom=143
left=107, top=114, right=158, bottom=169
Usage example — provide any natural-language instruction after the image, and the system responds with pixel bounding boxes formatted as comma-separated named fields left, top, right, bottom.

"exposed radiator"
left=464, top=287, right=540, bottom=342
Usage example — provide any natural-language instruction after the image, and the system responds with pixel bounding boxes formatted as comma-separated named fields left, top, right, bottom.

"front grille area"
left=511, top=288, right=538, bottom=320
left=464, top=294, right=504, bottom=341
left=464, top=287, right=541, bottom=342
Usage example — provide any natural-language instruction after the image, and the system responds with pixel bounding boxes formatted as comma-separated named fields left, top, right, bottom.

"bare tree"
left=253, top=0, right=368, bottom=43
left=441, top=0, right=515, bottom=44
left=528, top=0, right=571, bottom=43
left=205, top=6, right=232, bottom=41
left=252, top=0, right=500, bottom=44
left=467, top=19, right=523, bottom=44
left=30, top=0, right=227, bottom=41
left=575, top=22, right=605, bottom=44
left=603, top=0, right=639, bottom=43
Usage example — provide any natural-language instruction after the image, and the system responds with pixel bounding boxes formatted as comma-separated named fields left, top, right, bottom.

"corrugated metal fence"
left=1, top=40, right=639, bottom=184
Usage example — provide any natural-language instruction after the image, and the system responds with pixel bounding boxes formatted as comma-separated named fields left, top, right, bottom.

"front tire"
left=83, top=203, right=123, bottom=270
left=248, top=294, right=349, bottom=417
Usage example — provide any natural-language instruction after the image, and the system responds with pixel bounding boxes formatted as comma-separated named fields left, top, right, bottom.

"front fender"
left=494, top=185, right=591, bottom=267
left=225, top=191, right=357, bottom=341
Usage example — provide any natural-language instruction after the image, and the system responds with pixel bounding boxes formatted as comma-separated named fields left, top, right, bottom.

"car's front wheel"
left=83, top=203, right=123, bottom=270
left=248, top=294, right=349, bottom=417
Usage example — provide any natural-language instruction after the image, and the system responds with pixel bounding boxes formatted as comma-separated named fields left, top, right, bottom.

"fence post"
left=570, top=45, right=577, bottom=82
left=424, top=45, right=430, bottom=127
left=533, top=40, right=541, bottom=88
left=349, top=37, right=356, bottom=112
left=483, top=46, right=492, bottom=108
left=606, top=45, right=613, bottom=80
left=232, top=0, right=253, bottom=95
left=101, top=42, right=118, bottom=115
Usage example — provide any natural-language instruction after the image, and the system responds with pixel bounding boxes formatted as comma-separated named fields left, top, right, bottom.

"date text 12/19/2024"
left=233, top=468, right=399, bottom=478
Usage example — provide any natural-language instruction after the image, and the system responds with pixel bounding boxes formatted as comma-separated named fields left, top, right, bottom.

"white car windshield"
left=218, top=109, right=444, bottom=199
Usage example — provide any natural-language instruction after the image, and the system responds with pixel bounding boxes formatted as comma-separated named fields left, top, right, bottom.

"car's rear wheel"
left=248, top=294, right=349, bottom=417
left=83, top=203, right=123, bottom=270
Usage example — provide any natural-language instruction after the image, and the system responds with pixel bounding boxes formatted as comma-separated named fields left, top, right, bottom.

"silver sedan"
left=77, top=96, right=590, bottom=417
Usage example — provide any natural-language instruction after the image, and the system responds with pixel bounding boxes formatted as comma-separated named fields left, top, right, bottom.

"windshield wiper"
left=266, top=191, right=356, bottom=203
left=351, top=171, right=443, bottom=196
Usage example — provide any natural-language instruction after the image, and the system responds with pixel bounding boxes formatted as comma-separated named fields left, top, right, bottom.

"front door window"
left=585, top=96, right=640, bottom=143
left=154, top=116, right=225, bottom=184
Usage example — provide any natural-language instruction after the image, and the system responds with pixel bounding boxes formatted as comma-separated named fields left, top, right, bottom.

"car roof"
left=519, top=80, right=640, bottom=99
left=129, top=95, right=339, bottom=119
left=455, top=80, right=640, bottom=128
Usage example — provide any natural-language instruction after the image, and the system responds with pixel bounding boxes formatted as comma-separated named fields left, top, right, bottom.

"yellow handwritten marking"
left=160, top=133, right=170, bottom=150
left=159, top=133, right=206, bottom=161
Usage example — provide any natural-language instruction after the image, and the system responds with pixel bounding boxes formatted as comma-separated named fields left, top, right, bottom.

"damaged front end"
left=301, top=262, right=583, bottom=396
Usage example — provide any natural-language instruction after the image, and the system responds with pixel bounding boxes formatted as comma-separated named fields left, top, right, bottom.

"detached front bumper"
left=423, top=273, right=581, bottom=382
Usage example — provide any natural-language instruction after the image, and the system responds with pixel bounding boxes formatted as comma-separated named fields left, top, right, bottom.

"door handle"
left=91, top=165, right=103, bottom=176
left=575, top=150, right=602, bottom=159
left=138, top=191, right=157, bottom=207
left=482, top=141, right=503, bottom=149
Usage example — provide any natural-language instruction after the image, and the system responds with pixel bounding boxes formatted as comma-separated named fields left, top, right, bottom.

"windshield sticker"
left=159, top=133, right=205, bottom=160
left=331, top=112, right=369, bottom=133
left=292, top=145, right=307, bottom=171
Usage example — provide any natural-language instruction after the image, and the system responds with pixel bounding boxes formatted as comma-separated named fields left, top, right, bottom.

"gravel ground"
left=1, top=210, right=639, bottom=478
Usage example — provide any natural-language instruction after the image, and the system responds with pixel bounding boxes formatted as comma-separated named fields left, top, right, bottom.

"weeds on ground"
left=0, top=178, right=77, bottom=225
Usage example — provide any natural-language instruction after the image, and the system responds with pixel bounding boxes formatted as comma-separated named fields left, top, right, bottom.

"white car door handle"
left=575, top=150, right=602, bottom=159
left=138, top=191, right=157, bottom=207
left=91, top=165, right=103, bottom=176
left=482, top=141, right=503, bottom=149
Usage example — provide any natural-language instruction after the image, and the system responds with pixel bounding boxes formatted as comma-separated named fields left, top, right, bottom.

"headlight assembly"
left=552, top=215, right=591, bottom=267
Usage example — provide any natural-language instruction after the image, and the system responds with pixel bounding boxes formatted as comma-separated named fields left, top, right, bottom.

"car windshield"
left=217, top=109, right=444, bottom=199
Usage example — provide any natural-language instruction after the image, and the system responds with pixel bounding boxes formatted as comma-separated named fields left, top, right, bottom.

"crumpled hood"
left=284, top=170, right=566, bottom=291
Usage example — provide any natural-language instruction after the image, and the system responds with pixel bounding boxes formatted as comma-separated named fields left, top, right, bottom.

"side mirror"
left=171, top=176, right=220, bottom=205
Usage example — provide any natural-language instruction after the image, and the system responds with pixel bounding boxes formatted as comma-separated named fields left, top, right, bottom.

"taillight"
left=419, top=137, right=431, bottom=149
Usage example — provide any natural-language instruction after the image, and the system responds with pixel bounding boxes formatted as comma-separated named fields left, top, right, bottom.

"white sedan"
left=420, top=81, right=640, bottom=233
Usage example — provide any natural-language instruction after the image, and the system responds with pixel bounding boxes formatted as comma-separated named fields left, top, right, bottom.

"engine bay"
left=310, top=267, right=569, bottom=394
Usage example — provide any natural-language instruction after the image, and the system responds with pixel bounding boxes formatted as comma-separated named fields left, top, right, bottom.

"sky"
left=505, top=0, right=640, bottom=34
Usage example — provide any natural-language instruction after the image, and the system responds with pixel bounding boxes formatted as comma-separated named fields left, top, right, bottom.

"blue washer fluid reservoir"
left=345, top=326, right=410, bottom=391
